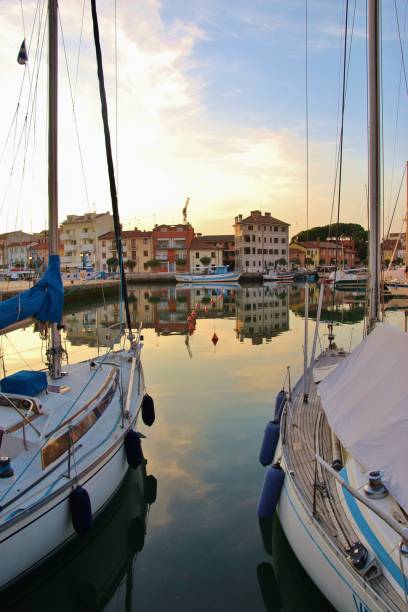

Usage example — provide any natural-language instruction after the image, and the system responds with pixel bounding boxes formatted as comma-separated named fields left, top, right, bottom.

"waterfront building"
left=291, top=238, right=358, bottom=268
left=382, top=234, right=405, bottom=264
left=60, top=212, right=114, bottom=271
left=30, top=229, right=63, bottom=270
left=234, top=211, right=289, bottom=272
left=98, top=229, right=153, bottom=273
left=7, top=239, right=37, bottom=269
left=235, top=285, right=289, bottom=344
left=151, top=287, right=191, bottom=334
left=0, top=230, right=34, bottom=268
left=289, top=241, right=307, bottom=268
left=152, top=224, right=194, bottom=273
left=189, top=236, right=224, bottom=272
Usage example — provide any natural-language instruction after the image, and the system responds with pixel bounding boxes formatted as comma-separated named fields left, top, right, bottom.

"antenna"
left=182, top=196, right=190, bottom=224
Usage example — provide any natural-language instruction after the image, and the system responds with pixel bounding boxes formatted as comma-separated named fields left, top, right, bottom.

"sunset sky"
left=0, top=0, right=406, bottom=238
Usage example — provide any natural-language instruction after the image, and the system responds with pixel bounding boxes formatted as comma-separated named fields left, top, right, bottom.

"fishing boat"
left=257, top=3, right=408, bottom=610
left=175, top=264, right=241, bottom=283
left=263, top=270, right=294, bottom=283
left=0, top=1, right=153, bottom=589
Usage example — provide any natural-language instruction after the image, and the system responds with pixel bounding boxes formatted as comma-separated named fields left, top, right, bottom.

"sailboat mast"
left=368, top=0, right=381, bottom=331
left=48, top=0, right=62, bottom=378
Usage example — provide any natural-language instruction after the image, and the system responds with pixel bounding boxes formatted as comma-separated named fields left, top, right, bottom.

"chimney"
left=251, top=210, right=261, bottom=217
left=265, top=212, right=271, bottom=217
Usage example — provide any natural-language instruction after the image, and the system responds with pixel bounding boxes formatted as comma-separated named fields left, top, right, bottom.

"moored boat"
left=0, top=1, right=154, bottom=589
left=176, top=265, right=241, bottom=283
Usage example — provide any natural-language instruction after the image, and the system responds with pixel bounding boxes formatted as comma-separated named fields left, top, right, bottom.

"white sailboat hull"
left=0, top=434, right=135, bottom=589
left=175, top=272, right=241, bottom=283
left=0, top=349, right=145, bottom=589
left=278, top=459, right=386, bottom=612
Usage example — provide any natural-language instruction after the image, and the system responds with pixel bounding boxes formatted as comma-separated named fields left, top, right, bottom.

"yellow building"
left=60, top=212, right=114, bottom=271
left=98, top=229, right=153, bottom=273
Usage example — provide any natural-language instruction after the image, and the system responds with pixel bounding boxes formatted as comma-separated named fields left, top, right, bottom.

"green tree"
left=145, top=259, right=160, bottom=270
left=200, top=256, right=211, bottom=267
left=319, top=258, right=326, bottom=265
left=125, top=259, right=136, bottom=272
left=293, top=223, right=368, bottom=262
left=175, top=258, right=186, bottom=267
left=106, top=257, right=119, bottom=273
left=305, top=257, right=314, bottom=267
left=277, top=257, right=287, bottom=267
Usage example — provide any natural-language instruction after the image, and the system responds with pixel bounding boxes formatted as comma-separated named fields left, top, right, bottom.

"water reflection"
left=257, top=517, right=335, bottom=612
left=0, top=284, right=391, bottom=611
left=0, top=466, right=152, bottom=612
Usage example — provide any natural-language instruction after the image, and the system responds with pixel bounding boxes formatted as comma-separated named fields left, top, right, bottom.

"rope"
left=73, top=0, right=86, bottom=102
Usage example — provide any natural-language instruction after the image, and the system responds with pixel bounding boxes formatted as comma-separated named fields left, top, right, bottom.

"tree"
left=293, top=223, right=368, bottom=262
left=396, top=257, right=404, bottom=265
left=106, top=257, right=119, bottom=273
left=125, top=259, right=136, bottom=272
left=175, top=258, right=186, bottom=267
left=200, top=256, right=211, bottom=267
left=145, top=259, right=160, bottom=270
left=305, top=257, right=314, bottom=267
left=277, top=257, right=287, bottom=267
left=319, top=258, right=326, bottom=265
left=291, top=257, right=301, bottom=266
left=384, top=258, right=391, bottom=268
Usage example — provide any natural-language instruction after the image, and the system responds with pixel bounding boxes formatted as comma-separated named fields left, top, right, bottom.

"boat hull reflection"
left=1, top=464, right=152, bottom=612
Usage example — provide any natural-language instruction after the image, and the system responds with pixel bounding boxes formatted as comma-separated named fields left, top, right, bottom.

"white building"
left=235, top=285, right=289, bottom=344
left=189, top=236, right=224, bottom=272
left=234, top=210, right=289, bottom=272
left=60, top=212, right=114, bottom=271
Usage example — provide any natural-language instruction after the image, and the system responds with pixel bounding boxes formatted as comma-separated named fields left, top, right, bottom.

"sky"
left=0, top=0, right=407, bottom=239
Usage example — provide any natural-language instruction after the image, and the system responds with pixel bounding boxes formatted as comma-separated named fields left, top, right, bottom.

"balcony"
left=80, top=244, right=95, bottom=253
left=79, top=231, right=96, bottom=240
left=156, top=241, right=170, bottom=249
left=60, top=232, right=73, bottom=241
left=61, top=256, right=73, bottom=263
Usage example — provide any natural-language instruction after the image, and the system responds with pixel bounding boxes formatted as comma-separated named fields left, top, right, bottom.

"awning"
left=318, top=323, right=408, bottom=512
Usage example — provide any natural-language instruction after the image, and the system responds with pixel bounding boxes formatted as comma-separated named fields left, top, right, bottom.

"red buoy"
left=212, top=333, right=219, bottom=346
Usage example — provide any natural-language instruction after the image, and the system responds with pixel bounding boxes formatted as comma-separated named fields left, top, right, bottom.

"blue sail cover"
left=0, top=255, right=63, bottom=331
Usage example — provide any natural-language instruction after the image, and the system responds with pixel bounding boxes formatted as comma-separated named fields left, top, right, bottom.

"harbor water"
left=1, top=283, right=404, bottom=611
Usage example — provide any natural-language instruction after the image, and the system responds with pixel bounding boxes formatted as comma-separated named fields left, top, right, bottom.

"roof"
left=98, top=230, right=152, bottom=240
left=190, top=237, right=224, bottom=250
left=199, top=234, right=234, bottom=243
left=318, top=323, right=408, bottom=513
left=238, top=211, right=289, bottom=226
left=61, top=212, right=111, bottom=225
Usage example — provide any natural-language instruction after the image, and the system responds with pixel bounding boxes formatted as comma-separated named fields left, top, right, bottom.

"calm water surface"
left=1, top=284, right=405, bottom=611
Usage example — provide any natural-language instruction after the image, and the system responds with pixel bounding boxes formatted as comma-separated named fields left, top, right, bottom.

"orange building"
left=152, top=224, right=194, bottom=272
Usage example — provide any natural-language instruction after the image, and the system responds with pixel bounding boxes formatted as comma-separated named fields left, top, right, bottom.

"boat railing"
left=282, top=396, right=408, bottom=547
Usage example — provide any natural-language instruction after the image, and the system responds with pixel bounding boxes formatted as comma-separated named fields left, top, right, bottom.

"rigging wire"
left=334, top=0, right=350, bottom=272
left=115, top=0, right=119, bottom=195
left=58, top=6, right=91, bottom=212
left=73, top=0, right=86, bottom=103
left=328, top=0, right=357, bottom=236
left=386, top=1, right=408, bottom=230
left=394, top=0, right=408, bottom=97
left=305, top=0, right=309, bottom=243
left=385, top=164, right=407, bottom=239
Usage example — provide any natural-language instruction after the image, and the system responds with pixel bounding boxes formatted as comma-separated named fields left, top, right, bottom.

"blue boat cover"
left=0, top=255, right=63, bottom=332
left=0, top=370, right=48, bottom=396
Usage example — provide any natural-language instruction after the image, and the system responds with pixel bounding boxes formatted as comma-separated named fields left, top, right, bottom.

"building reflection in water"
left=235, top=286, right=289, bottom=345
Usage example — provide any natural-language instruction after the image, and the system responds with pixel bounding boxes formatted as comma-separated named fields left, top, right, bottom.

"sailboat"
left=0, top=0, right=152, bottom=589
left=258, top=2, right=408, bottom=610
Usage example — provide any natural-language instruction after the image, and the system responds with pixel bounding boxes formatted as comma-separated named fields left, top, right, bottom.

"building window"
left=274, top=249, right=279, bottom=255
left=244, top=247, right=250, bottom=254
left=131, top=240, right=136, bottom=248
left=102, top=241, right=106, bottom=247
left=252, top=235, right=256, bottom=242
left=132, top=251, right=137, bottom=259
left=252, top=248, right=255, bottom=254
left=196, top=252, right=200, bottom=259
left=244, top=235, right=250, bottom=242
left=281, top=249, right=286, bottom=255
left=245, top=261, right=249, bottom=267
left=102, top=252, right=106, bottom=259
left=211, top=252, right=215, bottom=258
left=144, top=250, right=148, bottom=256
left=274, top=226, right=278, bottom=231
left=145, top=305, right=149, bottom=311
left=281, top=238, right=286, bottom=243
left=143, top=239, right=148, bottom=244
left=274, top=237, right=278, bottom=243
left=248, top=225, right=253, bottom=230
